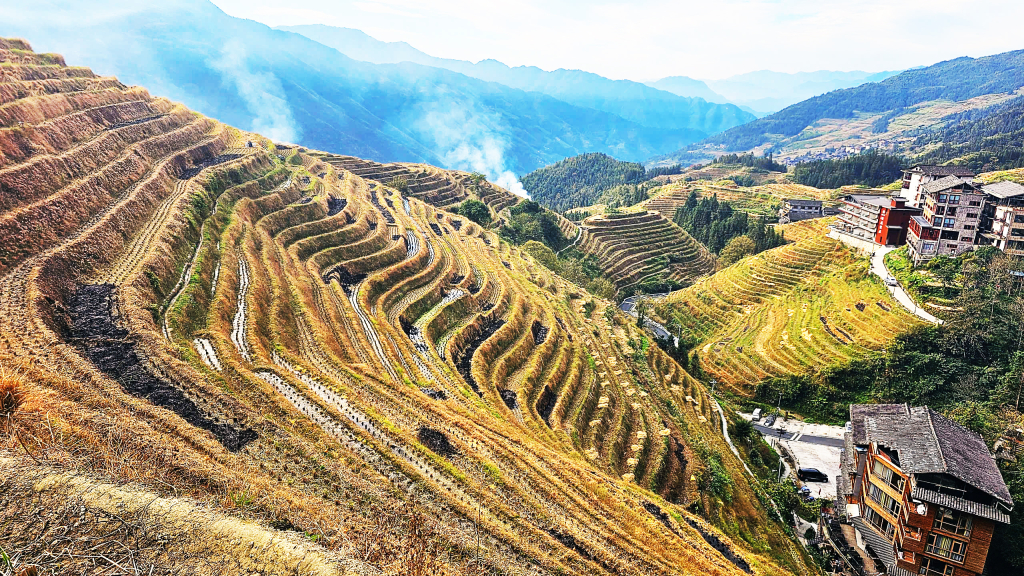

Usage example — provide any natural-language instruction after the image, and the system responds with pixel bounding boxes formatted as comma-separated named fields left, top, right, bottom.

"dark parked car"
left=797, top=468, right=829, bottom=483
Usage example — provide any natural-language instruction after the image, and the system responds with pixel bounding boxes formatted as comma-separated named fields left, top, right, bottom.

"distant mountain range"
left=653, top=49, right=1024, bottom=171
left=0, top=1, right=736, bottom=181
left=278, top=24, right=754, bottom=135
left=647, top=70, right=901, bottom=116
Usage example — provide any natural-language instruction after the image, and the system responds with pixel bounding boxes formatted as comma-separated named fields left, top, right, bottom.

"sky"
left=209, top=0, right=1024, bottom=80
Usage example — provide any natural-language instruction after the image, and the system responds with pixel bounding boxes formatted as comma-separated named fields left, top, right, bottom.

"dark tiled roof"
left=982, top=180, right=1024, bottom=199
left=926, top=408, right=1013, bottom=505
left=851, top=404, right=1013, bottom=506
left=850, top=404, right=907, bottom=444
left=787, top=199, right=822, bottom=207
left=912, top=486, right=1011, bottom=523
left=921, top=175, right=974, bottom=195
left=851, top=516, right=895, bottom=569
left=907, top=165, right=975, bottom=177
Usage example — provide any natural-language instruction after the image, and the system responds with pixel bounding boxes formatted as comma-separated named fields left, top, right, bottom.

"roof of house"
left=982, top=180, right=1024, bottom=200
left=850, top=404, right=1013, bottom=506
left=851, top=404, right=909, bottom=444
left=787, top=198, right=822, bottom=207
left=844, top=194, right=891, bottom=208
left=912, top=486, right=1011, bottom=523
left=906, top=165, right=975, bottom=177
left=911, top=215, right=933, bottom=228
left=921, top=176, right=976, bottom=195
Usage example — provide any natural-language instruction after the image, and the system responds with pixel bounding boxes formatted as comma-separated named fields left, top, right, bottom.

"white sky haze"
left=210, top=0, right=1024, bottom=80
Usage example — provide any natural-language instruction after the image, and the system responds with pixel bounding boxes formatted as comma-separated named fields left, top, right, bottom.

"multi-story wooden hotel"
left=838, top=404, right=1013, bottom=576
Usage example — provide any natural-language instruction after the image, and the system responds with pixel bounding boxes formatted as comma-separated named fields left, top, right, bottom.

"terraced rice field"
left=0, top=40, right=807, bottom=576
left=322, top=155, right=523, bottom=219
left=644, top=183, right=825, bottom=221
left=578, top=211, right=715, bottom=290
left=656, top=220, right=919, bottom=393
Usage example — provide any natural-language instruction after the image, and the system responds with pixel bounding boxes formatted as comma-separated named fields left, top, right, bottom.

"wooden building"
left=837, top=404, right=1013, bottom=576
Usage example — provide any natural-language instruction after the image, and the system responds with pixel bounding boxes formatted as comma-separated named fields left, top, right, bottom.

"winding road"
left=870, top=247, right=942, bottom=324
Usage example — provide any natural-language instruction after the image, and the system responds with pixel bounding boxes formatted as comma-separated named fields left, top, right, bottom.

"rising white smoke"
left=210, top=39, right=301, bottom=144
left=413, top=101, right=529, bottom=198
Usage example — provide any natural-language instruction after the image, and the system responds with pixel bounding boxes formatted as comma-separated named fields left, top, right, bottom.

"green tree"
left=635, top=297, right=652, bottom=328
left=719, top=236, right=756, bottom=267
left=457, top=199, right=491, bottom=226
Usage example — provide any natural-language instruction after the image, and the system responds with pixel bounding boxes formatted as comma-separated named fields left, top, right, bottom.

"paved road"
left=619, top=293, right=676, bottom=344
left=870, top=247, right=942, bottom=324
left=753, top=423, right=844, bottom=448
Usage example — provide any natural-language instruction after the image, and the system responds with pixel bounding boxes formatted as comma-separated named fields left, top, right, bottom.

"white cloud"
left=210, top=0, right=1024, bottom=80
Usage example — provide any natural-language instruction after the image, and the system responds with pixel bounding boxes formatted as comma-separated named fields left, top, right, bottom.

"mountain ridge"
left=278, top=23, right=755, bottom=135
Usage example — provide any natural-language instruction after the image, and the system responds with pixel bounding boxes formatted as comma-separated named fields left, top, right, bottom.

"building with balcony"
left=901, top=165, right=975, bottom=208
left=979, top=180, right=1024, bottom=256
left=906, top=177, right=985, bottom=264
left=837, top=404, right=1013, bottom=576
left=833, top=195, right=922, bottom=247
left=835, top=194, right=892, bottom=243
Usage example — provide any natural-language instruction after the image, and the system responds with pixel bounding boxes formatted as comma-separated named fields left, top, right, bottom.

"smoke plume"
left=210, top=39, right=301, bottom=144
left=413, top=101, right=529, bottom=198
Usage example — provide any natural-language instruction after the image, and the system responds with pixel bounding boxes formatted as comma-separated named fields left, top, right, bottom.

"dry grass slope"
left=0, top=40, right=810, bottom=576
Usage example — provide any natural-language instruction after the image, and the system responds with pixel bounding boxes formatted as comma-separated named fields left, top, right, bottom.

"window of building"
left=964, top=225, right=975, bottom=230
left=949, top=195, right=961, bottom=204
left=940, top=230, right=959, bottom=240
left=919, top=557, right=955, bottom=576
left=933, top=507, right=973, bottom=537
left=864, top=507, right=895, bottom=539
left=939, top=194, right=948, bottom=202
left=946, top=207, right=957, bottom=217
left=933, top=217, right=943, bottom=227
left=923, top=242, right=936, bottom=252
left=944, top=218, right=955, bottom=227
left=925, top=533, right=966, bottom=563
left=1012, top=229, right=1024, bottom=237
left=868, top=483, right=902, bottom=517
left=935, top=206, right=946, bottom=215
left=872, top=459, right=905, bottom=492
left=966, top=212, right=977, bottom=219
left=1015, top=214, right=1024, bottom=224
left=969, top=200, right=981, bottom=206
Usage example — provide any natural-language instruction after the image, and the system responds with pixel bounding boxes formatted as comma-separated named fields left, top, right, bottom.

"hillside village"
left=3, top=3, right=1024, bottom=576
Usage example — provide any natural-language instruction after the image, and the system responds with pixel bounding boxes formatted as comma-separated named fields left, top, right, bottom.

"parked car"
left=752, top=408, right=762, bottom=422
left=763, top=413, right=777, bottom=427
left=885, top=276, right=899, bottom=287
left=797, top=468, right=830, bottom=483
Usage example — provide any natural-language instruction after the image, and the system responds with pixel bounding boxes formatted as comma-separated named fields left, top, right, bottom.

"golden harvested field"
left=578, top=211, right=715, bottom=290
left=655, top=220, right=920, bottom=394
left=0, top=39, right=811, bottom=576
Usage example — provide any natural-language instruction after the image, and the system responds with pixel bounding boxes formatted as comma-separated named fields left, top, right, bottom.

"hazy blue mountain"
left=643, top=76, right=730, bottom=104
left=3, top=0, right=707, bottom=178
left=705, top=69, right=902, bottom=113
left=276, top=24, right=442, bottom=66
left=654, top=50, right=1024, bottom=166
left=279, top=24, right=755, bottom=134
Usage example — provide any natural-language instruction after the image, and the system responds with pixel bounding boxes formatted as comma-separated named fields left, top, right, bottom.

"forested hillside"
left=650, top=49, right=1024, bottom=170
left=702, top=50, right=1024, bottom=151
left=792, top=151, right=905, bottom=188
left=522, top=153, right=648, bottom=211
left=913, top=96, right=1024, bottom=171
left=671, top=192, right=785, bottom=254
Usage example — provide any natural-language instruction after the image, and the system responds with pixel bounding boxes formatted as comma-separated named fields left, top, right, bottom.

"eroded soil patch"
left=70, top=284, right=256, bottom=451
